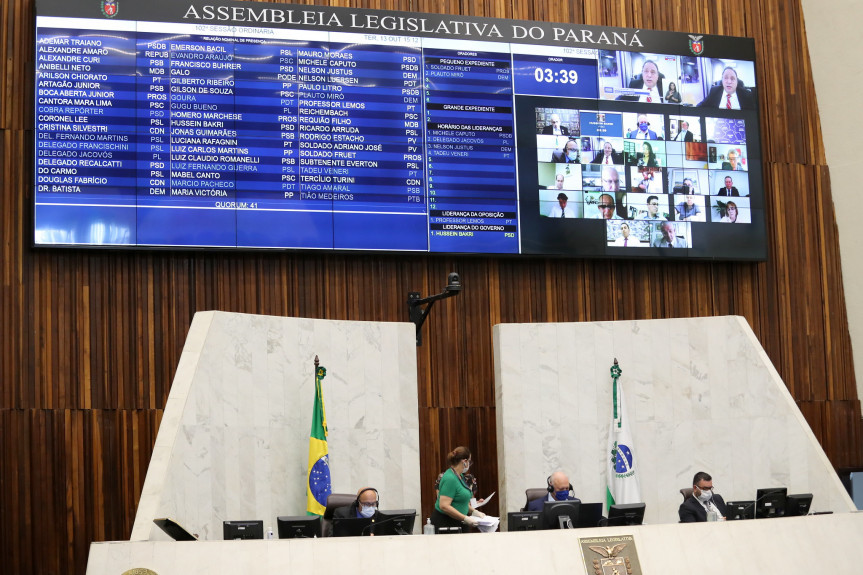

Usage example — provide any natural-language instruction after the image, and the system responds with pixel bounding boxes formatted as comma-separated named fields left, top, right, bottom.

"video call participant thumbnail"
left=548, top=193, right=577, bottom=218
left=631, top=167, right=663, bottom=195
left=542, top=113, right=570, bottom=135
left=592, top=141, right=624, bottom=165
left=698, top=66, right=756, bottom=110
left=617, top=59, right=666, bottom=103
left=721, top=149, right=745, bottom=171
left=651, top=221, right=688, bottom=248
left=717, top=176, right=739, bottom=196
left=596, top=193, right=622, bottom=220
left=673, top=120, right=694, bottom=142
left=709, top=196, right=751, bottom=223
left=674, top=194, right=705, bottom=222
left=610, top=222, right=645, bottom=246
left=637, top=195, right=668, bottom=220
left=552, top=139, right=581, bottom=163
left=719, top=200, right=740, bottom=223
left=636, top=142, right=660, bottom=168
left=627, top=114, right=660, bottom=140
left=601, top=166, right=621, bottom=192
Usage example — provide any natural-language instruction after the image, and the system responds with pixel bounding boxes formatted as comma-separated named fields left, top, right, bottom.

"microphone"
left=360, top=514, right=410, bottom=536
left=732, top=490, right=782, bottom=520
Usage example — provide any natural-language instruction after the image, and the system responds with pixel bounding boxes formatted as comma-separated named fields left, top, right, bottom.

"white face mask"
left=696, top=489, right=712, bottom=502
left=463, top=460, right=471, bottom=472
left=359, top=505, right=375, bottom=518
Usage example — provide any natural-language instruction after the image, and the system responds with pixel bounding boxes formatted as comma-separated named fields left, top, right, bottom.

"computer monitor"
left=755, top=487, right=787, bottom=518
left=507, top=511, right=542, bottom=531
left=605, top=503, right=645, bottom=526
left=725, top=500, right=755, bottom=521
left=276, top=515, right=321, bottom=539
left=332, top=516, right=374, bottom=537
left=784, top=493, right=813, bottom=517
left=542, top=500, right=581, bottom=529
left=576, top=502, right=605, bottom=528
left=374, top=509, right=417, bottom=535
left=223, top=520, right=264, bottom=540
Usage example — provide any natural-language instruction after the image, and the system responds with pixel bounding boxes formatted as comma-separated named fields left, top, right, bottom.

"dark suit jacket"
left=717, top=187, right=740, bottom=196
left=617, top=76, right=665, bottom=102
left=675, top=130, right=694, bottom=142
left=551, top=149, right=580, bottom=163
left=542, top=125, right=570, bottom=135
left=591, top=152, right=624, bottom=164
left=698, top=84, right=756, bottom=110
left=526, top=494, right=580, bottom=512
left=678, top=494, right=728, bottom=522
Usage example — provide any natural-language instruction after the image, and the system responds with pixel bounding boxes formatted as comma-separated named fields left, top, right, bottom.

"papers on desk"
left=471, top=492, right=495, bottom=508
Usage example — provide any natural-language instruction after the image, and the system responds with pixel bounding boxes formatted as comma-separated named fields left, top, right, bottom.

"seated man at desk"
left=527, top=471, right=580, bottom=511
left=679, top=471, right=727, bottom=522
left=334, top=487, right=381, bottom=520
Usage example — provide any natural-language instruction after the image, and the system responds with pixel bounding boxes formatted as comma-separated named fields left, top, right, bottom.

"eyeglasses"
left=598, top=204, right=614, bottom=209
left=695, top=484, right=713, bottom=491
left=649, top=202, right=659, bottom=206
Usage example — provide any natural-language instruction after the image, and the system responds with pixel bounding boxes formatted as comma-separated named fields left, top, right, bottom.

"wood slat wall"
left=2, top=0, right=860, bottom=573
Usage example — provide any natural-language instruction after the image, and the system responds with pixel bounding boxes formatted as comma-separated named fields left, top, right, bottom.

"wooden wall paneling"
left=1, top=411, right=23, bottom=570
left=418, top=406, right=499, bottom=521
left=816, top=166, right=855, bottom=400
left=824, top=400, right=863, bottom=469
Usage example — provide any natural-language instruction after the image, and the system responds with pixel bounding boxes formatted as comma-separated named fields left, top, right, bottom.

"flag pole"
left=307, top=355, right=331, bottom=516
left=606, top=358, right=641, bottom=513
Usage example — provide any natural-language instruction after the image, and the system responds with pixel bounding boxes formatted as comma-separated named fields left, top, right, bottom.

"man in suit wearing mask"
left=527, top=471, right=580, bottom=511
left=679, top=471, right=728, bottom=522
left=334, top=487, right=381, bottom=520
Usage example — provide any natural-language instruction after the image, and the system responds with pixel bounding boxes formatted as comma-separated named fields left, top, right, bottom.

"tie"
left=624, top=238, right=628, bottom=246
left=726, top=94, right=732, bottom=109
left=668, top=242, right=673, bottom=248
left=647, top=95, right=653, bottom=103
left=605, top=157, right=610, bottom=165
left=561, top=211, right=565, bottom=219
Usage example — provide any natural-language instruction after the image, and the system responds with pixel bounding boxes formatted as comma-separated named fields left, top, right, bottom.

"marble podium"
left=494, top=315, right=856, bottom=523
left=129, top=311, right=421, bottom=541
left=90, top=514, right=863, bottom=574
left=87, top=314, right=863, bottom=575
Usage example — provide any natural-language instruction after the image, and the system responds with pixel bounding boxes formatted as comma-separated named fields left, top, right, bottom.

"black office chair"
left=522, top=488, right=547, bottom=511
left=322, top=493, right=356, bottom=537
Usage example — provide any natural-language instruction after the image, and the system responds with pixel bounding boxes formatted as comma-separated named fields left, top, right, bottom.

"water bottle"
left=423, top=518, right=435, bottom=535
left=267, top=526, right=274, bottom=539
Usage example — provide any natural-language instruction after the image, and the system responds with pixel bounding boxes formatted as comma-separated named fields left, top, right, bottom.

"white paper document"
left=471, top=491, right=495, bottom=508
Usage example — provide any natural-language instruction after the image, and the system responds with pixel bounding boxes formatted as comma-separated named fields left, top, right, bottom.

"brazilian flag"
left=306, top=364, right=331, bottom=516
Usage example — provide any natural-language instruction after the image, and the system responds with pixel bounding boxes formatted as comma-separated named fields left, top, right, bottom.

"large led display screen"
left=34, top=0, right=766, bottom=259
